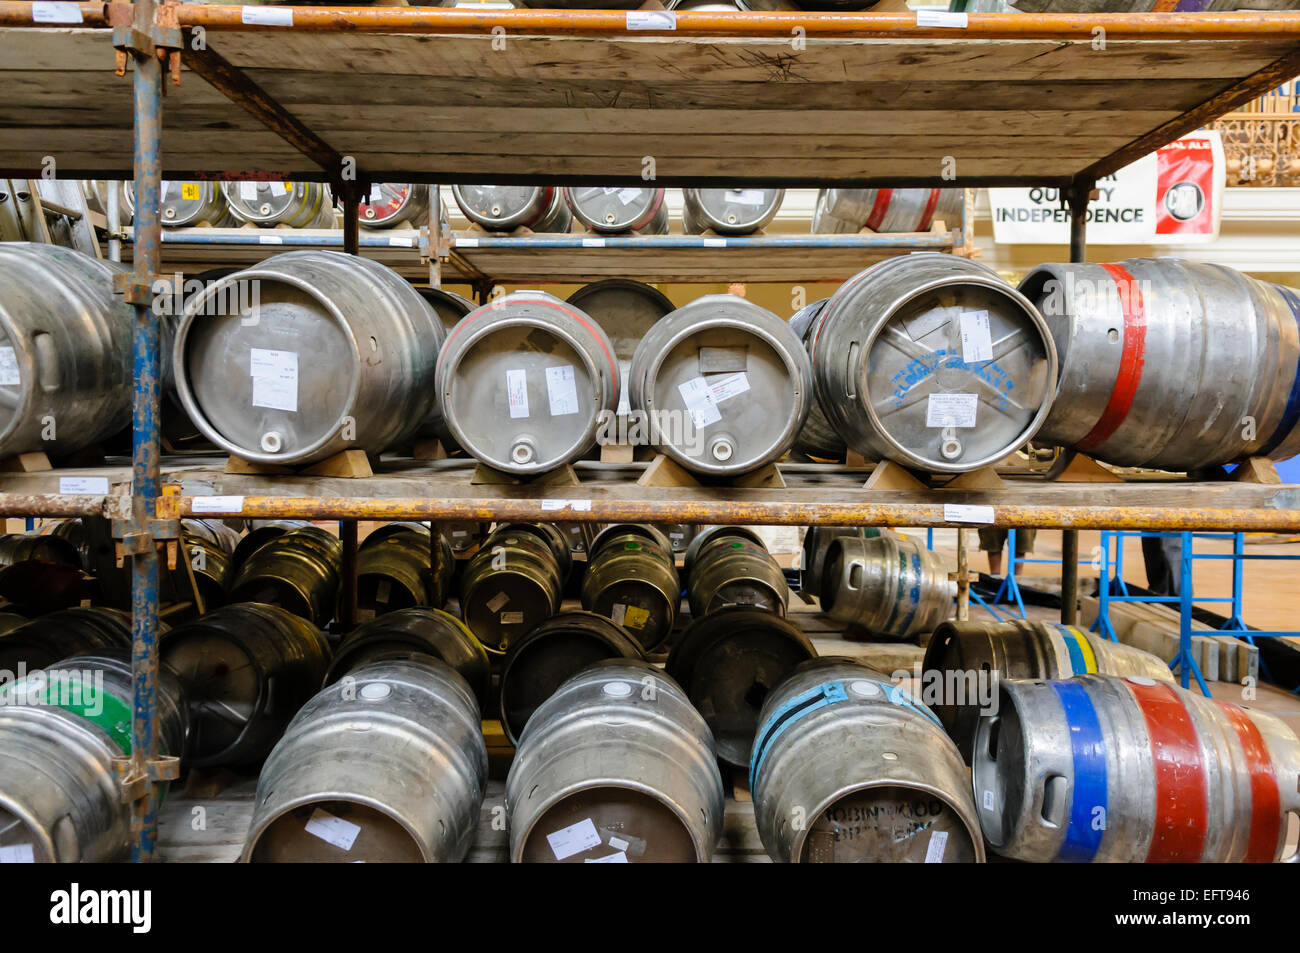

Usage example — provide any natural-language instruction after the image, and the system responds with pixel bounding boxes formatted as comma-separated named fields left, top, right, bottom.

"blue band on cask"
left=1051, top=680, right=1108, bottom=863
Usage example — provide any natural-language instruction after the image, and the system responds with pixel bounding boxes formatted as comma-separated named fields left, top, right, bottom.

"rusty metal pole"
left=954, top=528, right=970, bottom=621
left=1060, top=179, right=1093, bottom=626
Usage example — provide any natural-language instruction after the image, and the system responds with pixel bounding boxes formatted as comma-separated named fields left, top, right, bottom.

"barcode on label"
left=924, top=830, right=949, bottom=863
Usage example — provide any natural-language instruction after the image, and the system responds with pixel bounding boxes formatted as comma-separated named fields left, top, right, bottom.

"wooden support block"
left=731, top=771, right=752, bottom=804
left=929, top=218, right=948, bottom=234
left=224, top=455, right=293, bottom=476
left=944, top=465, right=1006, bottom=491
left=302, top=449, right=374, bottom=479
left=845, top=449, right=871, bottom=468
left=636, top=454, right=701, bottom=488
left=1232, top=456, right=1281, bottom=485
left=471, top=462, right=580, bottom=487
left=863, top=459, right=928, bottom=490
left=0, top=451, right=52, bottom=473
left=1050, top=451, right=1125, bottom=483
left=599, top=442, right=636, bottom=464
left=732, top=462, right=785, bottom=489
left=412, top=438, right=448, bottom=461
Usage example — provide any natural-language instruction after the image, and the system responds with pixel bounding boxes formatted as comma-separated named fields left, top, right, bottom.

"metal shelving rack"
left=4, top=3, right=1300, bottom=860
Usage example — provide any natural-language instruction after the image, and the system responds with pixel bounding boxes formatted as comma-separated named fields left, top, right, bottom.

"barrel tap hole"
left=1107, top=328, right=1119, bottom=343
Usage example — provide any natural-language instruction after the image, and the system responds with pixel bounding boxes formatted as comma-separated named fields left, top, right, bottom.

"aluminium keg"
left=788, top=297, right=847, bottom=461
left=666, top=605, right=817, bottom=767
left=452, top=185, right=572, bottom=233
left=125, top=179, right=233, bottom=227
left=925, top=620, right=1173, bottom=761
left=682, top=188, right=784, bottom=235
left=810, top=253, right=1057, bottom=473
left=174, top=250, right=444, bottom=465
left=160, top=603, right=331, bottom=768
left=820, top=533, right=954, bottom=642
left=498, top=610, right=645, bottom=746
left=812, top=188, right=963, bottom=234
left=350, top=522, right=454, bottom=620
left=458, top=523, right=570, bottom=654
left=228, top=524, right=342, bottom=628
left=751, top=658, right=984, bottom=863
left=229, top=520, right=312, bottom=577
left=1019, top=259, right=1300, bottom=470
left=167, top=518, right=234, bottom=612
left=628, top=294, right=812, bottom=476
left=800, top=526, right=882, bottom=596
left=357, top=183, right=430, bottom=229
left=506, top=659, right=725, bottom=863
left=685, top=525, right=789, bottom=618
left=242, top=658, right=487, bottom=863
left=324, top=607, right=491, bottom=706
left=659, top=523, right=697, bottom=555
left=0, top=533, right=82, bottom=571
left=84, top=180, right=132, bottom=225
left=418, top=286, right=476, bottom=337
left=563, top=187, right=669, bottom=235
left=580, top=524, right=680, bottom=652
left=437, top=290, right=619, bottom=474
left=0, top=243, right=134, bottom=460
left=0, top=607, right=132, bottom=674
left=974, top=674, right=1300, bottom=862
left=221, top=181, right=336, bottom=229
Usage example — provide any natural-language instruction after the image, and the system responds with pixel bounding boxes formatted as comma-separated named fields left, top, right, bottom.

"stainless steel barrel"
left=229, top=524, right=342, bottom=628
left=666, top=605, right=816, bottom=767
left=506, top=659, right=725, bottom=863
left=581, top=524, right=680, bottom=652
left=167, top=518, right=234, bottom=612
left=324, top=606, right=491, bottom=706
left=499, top=610, right=645, bottom=746
left=221, top=181, right=336, bottom=229
left=659, top=523, right=697, bottom=555
left=126, top=179, right=232, bottom=227
left=752, top=658, right=984, bottom=863
left=0, top=533, right=82, bottom=570
left=351, top=522, right=454, bottom=620
left=242, top=658, right=487, bottom=863
left=452, top=185, right=572, bottom=232
left=417, top=286, right=476, bottom=337
left=924, top=619, right=1173, bottom=761
left=174, top=250, right=445, bottom=465
left=459, top=523, right=570, bottom=654
left=436, top=290, right=619, bottom=474
left=160, top=602, right=332, bottom=768
left=0, top=651, right=188, bottom=862
left=974, top=674, right=1300, bottom=862
left=85, top=181, right=132, bottom=225
left=358, top=183, right=429, bottom=229
left=0, top=243, right=134, bottom=460
left=629, top=294, right=812, bottom=476
left=563, top=187, right=669, bottom=235
left=800, top=526, right=882, bottom=596
left=1019, top=259, right=1300, bottom=470
left=820, top=533, right=954, bottom=641
left=810, top=253, right=1057, bottom=473
left=682, top=188, right=784, bottom=234
left=230, top=520, right=312, bottom=577
left=812, top=188, right=963, bottom=234
left=686, top=525, right=789, bottom=618
left=788, top=297, right=847, bottom=461
left=0, top=607, right=132, bottom=674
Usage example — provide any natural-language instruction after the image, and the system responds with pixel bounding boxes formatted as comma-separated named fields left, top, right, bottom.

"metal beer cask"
left=174, top=250, right=444, bottom=465
left=459, top=523, right=570, bottom=654
left=349, top=522, right=454, bottom=620
left=685, top=525, right=790, bottom=618
left=498, top=610, right=645, bottom=746
left=819, top=533, right=955, bottom=641
left=126, top=179, right=232, bottom=227
left=229, top=524, right=342, bottom=628
left=812, top=188, right=963, bottom=234
left=358, top=183, right=429, bottom=229
left=580, top=524, right=680, bottom=652
left=667, top=605, right=817, bottom=767
left=0, top=607, right=133, bottom=673
left=0, top=243, right=134, bottom=460
left=160, top=603, right=332, bottom=768
left=437, top=290, right=619, bottom=474
left=629, top=294, right=812, bottom=476
left=324, top=606, right=491, bottom=706
left=788, top=297, right=847, bottom=461
left=452, top=185, right=572, bottom=232
left=1019, top=259, right=1300, bottom=470
left=923, top=619, right=1173, bottom=761
left=974, top=674, right=1300, bottom=862
left=682, top=188, right=784, bottom=234
left=506, top=659, right=725, bottom=863
left=810, top=254, right=1057, bottom=473
left=751, top=658, right=984, bottom=863
left=222, top=181, right=335, bottom=229
left=242, top=658, right=487, bottom=863
left=563, top=187, right=669, bottom=235
left=800, top=526, right=881, bottom=597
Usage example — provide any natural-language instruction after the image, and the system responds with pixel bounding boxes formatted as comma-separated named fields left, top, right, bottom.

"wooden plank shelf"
left=127, top=227, right=958, bottom=283
left=2, top=457, right=1298, bottom=530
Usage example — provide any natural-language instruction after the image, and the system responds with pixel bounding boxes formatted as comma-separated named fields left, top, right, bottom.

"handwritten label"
left=959, top=310, right=994, bottom=364
left=304, top=808, right=360, bottom=851
left=709, top=372, right=750, bottom=404
left=192, top=495, right=244, bottom=514
left=32, top=2, right=83, bottom=23
left=924, top=830, right=949, bottom=863
left=943, top=504, right=995, bottom=525
left=585, top=852, right=629, bottom=863
left=545, top=364, right=580, bottom=416
left=250, top=348, right=298, bottom=413
left=626, top=10, right=676, bottom=30
left=917, top=10, right=967, bottom=27
left=546, top=818, right=602, bottom=860
left=0, top=844, right=35, bottom=863
left=581, top=237, right=606, bottom=248
left=0, top=346, right=20, bottom=386
left=678, top=376, right=722, bottom=429
left=59, top=477, right=109, bottom=495
left=241, top=6, right=294, bottom=26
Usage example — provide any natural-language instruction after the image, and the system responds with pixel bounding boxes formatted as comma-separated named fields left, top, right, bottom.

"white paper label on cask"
left=486, top=591, right=509, bottom=613
left=304, top=808, right=360, bottom=851
left=240, top=182, right=260, bottom=201
left=250, top=348, right=298, bottom=413
left=500, top=611, right=524, bottom=625
left=731, top=190, right=768, bottom=207
left=926, top=393, right=977, bottom=428
left=0, top=347, right=20, bottom=386
left=709, top=371, right=750, bottom=404
left=924, top=830, right=949, bottom=863
left=585, top=852, right=629, bottom=863
left=983, top=789, right=995, bottom=811
left=506, top=368, right=529, bottom=419
left=0, top=844, right=34, bottom=863
left=547, top=817, right=602, bottom=860
left=545, top=364, right=580, bottom=416
left=678, top=376, right=722, bottom=430
left=618, top=189, right=644, bottom=206
left=959, top=310, right=994, bottom=364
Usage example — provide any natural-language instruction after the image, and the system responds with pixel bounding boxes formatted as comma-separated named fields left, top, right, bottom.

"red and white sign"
left=1155, top=136, right=1218, bottom=239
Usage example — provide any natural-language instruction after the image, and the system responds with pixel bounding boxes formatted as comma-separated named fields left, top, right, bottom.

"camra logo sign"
left=49, top=884, right=152, bottom=934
